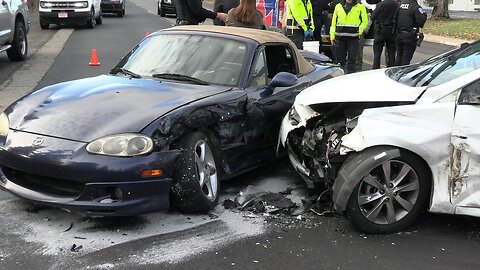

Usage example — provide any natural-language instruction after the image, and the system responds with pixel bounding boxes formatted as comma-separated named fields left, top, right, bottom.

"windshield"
left=386, top=42, right=480, bottom=87
left=113, top=34, right=248, bottom=86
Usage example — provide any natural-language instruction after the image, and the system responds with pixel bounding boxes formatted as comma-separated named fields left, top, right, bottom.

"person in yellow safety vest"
left=330, top=0, right=368, bottom=73
left=285, top=0, right=315, bottom=49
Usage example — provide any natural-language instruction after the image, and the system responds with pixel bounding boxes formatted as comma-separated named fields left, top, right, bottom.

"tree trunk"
left=431, top=0, right=450, bottom=19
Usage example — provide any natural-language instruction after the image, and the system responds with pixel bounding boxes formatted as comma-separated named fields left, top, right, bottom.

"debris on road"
left=63, top=222, right=73, bottom=232
left=70, top=244, right=83, bottom=252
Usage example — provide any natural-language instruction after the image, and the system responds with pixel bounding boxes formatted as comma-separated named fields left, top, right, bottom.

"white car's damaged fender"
left=335, top=102, right=456, bottom=214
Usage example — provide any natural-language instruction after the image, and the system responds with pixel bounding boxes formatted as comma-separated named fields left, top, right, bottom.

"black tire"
left=160, top=6, right=166, bottom=17
left=96, top=11, right=103, bottom=24
left=170, top=132, right=220, bottom=212
left=345, top=148, right=431, bottom=234
left=86, top=9, right=95, bottom=28
left=7, top=20, right=28, bottom=61
left=40, top=22, right=49, bottom=30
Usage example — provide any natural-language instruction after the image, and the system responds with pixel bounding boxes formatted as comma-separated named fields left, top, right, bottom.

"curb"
left=423, top=33, right=474, bottom=47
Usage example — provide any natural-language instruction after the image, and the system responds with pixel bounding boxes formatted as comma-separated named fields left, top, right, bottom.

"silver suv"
left=0, top=0, right=29, bottom=61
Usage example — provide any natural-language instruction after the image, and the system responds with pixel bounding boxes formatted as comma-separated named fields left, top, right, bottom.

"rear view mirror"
left=261, top=72, right=298, bottom=98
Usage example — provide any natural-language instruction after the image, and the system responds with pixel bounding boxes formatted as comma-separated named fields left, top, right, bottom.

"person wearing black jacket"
left=395, top=0, right=427, bottom=66
left=312, top=0, right=332, bottom=51
left=177, top=0, right=227, bottom=25
left=213, top=0, right=239, bottom=25
left=371, top=0, right=399, bottom=69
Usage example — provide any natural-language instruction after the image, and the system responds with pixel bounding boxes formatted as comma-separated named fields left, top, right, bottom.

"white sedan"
left=279, top=40, right=480, bottom=233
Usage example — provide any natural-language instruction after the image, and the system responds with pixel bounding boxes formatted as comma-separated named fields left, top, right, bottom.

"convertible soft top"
left=164, top=25, right=315, bottom=75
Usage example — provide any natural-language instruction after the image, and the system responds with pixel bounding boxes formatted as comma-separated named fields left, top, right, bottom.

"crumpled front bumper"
left=0, top=130, right=181, bottom=216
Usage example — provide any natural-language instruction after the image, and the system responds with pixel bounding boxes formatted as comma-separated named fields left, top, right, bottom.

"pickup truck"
left=0, top=0, right=29, bottom=61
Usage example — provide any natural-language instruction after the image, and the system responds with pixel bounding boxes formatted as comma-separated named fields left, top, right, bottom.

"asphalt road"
left=0, top=1, right=479, bottom=270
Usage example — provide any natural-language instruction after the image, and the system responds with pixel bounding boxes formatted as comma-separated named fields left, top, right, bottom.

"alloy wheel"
left=193, top=140, right=218, bottom=202
left=357, top=160, right=420, bottom=225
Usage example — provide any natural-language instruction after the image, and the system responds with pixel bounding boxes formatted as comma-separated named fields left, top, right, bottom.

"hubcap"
left=194, top=140, right=218, bottom=202
left=19, top=28, right=26, bottom=55
left=357, top=160, right=420, bottom=225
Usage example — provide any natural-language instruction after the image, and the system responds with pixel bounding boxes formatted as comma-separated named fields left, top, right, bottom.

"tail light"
left=23, top=0, right=28, bottom=5
left=277, top=0, right=285, bottom=28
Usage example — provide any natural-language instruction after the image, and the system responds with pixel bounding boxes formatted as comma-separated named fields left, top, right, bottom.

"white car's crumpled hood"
left=295, top=69, right=426, bottom=106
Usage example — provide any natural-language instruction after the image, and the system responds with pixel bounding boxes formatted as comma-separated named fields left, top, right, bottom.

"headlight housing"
left=40, top=1, right=53, bottom=8
left=86, top=133, right=154, bottom=157
left=73, top=1, right=88, bottom=8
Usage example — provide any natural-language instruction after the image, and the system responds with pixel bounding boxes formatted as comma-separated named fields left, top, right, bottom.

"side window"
left=459, top=80, right=480, bottom=105
left=249, top=49, right=268, bottom=87
left=264, top=45, right=297, bottom=79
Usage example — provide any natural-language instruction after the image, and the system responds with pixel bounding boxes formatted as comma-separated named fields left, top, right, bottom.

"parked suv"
left=39, top=0, right=102, bottom=29
left=0, top=0, right=29, bottom=61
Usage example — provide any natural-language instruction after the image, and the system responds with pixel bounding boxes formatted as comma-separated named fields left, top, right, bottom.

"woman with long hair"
left=225, top=0, right=266, bottom=29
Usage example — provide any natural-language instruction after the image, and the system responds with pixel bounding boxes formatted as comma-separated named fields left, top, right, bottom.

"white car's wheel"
left=345, top=148, right=431, bottom=234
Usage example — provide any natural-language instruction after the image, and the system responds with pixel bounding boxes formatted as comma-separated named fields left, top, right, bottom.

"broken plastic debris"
left=70, top=244, right=83, bottom=252
left=63, top=222, right=73, bottom=232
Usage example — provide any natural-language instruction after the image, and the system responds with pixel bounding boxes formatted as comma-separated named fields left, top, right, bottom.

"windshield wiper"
left=152, top=73, right=209, bottom=85
left=116, top=68, right=142, bottom=79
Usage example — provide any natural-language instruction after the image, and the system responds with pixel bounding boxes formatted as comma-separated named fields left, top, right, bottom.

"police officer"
left=371, top=0, right=399, bottom=69
left=395, top=0, right=426, bottom=66
left=286, top=0, right=315, bottom=49
left=311, top=0, right=331, bottom=52
left=330, top=0, right=368, bottom=73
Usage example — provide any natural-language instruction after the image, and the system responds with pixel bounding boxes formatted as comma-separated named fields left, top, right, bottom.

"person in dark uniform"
left=213, top=0, right=239, bottom=25
left=312, top=0, right=332, bottom=52
left=395, top=0, right=426, bottom=66
left=371, top=0, right=399, bottom=69
left=177, top=0, right=228, bottom=25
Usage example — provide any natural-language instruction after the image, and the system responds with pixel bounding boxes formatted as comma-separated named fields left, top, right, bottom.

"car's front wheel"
left=345, top=148, right=431, bottom=234
left=40, top=22, right=49, bottom=30
left=170, top=132, right=219, bottom=212
left=86, top=8, right=95, bottom=28
left=96, top=10, right=103, bottom=24
left=7, top=20, right=28, bottom=61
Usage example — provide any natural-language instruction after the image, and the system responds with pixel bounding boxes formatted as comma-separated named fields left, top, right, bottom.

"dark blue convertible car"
left=0, top=26, right=343, bottom=216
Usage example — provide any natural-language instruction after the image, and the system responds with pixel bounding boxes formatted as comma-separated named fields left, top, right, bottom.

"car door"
left=450, top=78, right=480, bottom=208
left=243, top=44, right=312, bottom=157
left=0, top=0, right=11, bottom=44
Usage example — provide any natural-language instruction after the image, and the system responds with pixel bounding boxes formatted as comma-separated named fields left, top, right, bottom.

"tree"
left=431, top=0, right=451, bottom=20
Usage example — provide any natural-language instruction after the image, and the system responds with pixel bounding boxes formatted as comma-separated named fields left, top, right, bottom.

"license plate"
left=58, top=12, right=68, bottom=18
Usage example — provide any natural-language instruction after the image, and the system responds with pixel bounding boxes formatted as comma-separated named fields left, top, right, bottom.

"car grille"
left=2, top=166, right=84, bottom=197
left=43, top=2, right=80, bottom=8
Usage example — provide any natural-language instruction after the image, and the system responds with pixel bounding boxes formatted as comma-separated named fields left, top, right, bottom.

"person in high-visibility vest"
left=330, top=0, right=368, bottom=73
left=285, top=0, right=315, bottom=49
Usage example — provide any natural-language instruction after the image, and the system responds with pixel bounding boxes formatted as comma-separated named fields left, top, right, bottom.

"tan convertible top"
left=164, top=25, right=315, bottom=75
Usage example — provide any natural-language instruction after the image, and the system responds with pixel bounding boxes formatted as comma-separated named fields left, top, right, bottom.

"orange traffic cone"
left=89, top=49, right=100, bottom=66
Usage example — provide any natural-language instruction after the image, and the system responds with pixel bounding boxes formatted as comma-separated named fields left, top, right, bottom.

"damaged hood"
left=295, top=69, right=426, bottom=106
left=6, top=75, right=231, bottom=142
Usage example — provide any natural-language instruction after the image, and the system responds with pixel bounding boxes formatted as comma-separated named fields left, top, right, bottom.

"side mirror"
left=260, top=72, right=298, bottom=98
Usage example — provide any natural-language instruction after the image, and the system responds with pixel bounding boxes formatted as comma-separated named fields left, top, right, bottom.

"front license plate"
left=58, top=12, right=68, bottom=18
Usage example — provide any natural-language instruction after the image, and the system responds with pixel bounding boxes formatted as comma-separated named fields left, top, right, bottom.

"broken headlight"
left=0, top=112, right=9, bottom=138
left=86, top=133, right=153, bottom=157
left=288, top=106, right=301, bottom=125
